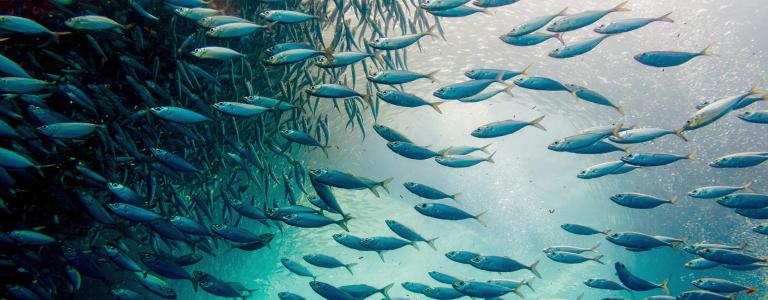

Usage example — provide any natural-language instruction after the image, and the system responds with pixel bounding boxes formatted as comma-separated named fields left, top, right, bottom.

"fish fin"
left=427, top=70, right=440, bottom=83
left=344, top=262, right=357, bottom=275
left=524, top=276, right=535, bottom=292
left=378, top=177, right=393, bottom=194
left=554, top=32, right=565, bottom=45
left=479, top=8, right=493, bottom=16
left=376, top=251, right=385, bottom=262
left=528, top=259, right=542, bottom=278
left=426, top=25, right=438, bottom=39
left=430, top=101, right=444, bottom=114
left=701, top=43, right=717, bottom=57
left=410, top=241, right=420, bottom=250
left=368, top=185, right=381, bottom=198
left=485, top=151, right=496, bottom=163
left=687, top=150, right=696, bottom=160
left=54, top=32, right=72, bottom=42
left=674, top=129, right=688, bottom=142
left=451, top=193, right=461, bottom=203
left=335, top=214, right=353, bottom=232
left=529, top=115, right=546, bottom=131
left=590, top=241, right=601, bottom=252
left=320, top=146, right=329, bottom=158
left=426, top=237, right=438, bottom=250
left=602, top=229, right=612, bottom=235
left=494, top=71, right=507, bottom=83
left=474, top=211, right=487, bottom=226
left=742, top=182, right=753, bottom=192
left=480, top=144, right=492, bottom=154
left=747, top=287, right=756, bottom=295
left=611, top=123, right=624, bottom=138
left=657, top=12, right=674, bottom=22
left=557, top=7, right=569, bottom=16
left=504, top=86, right=515, bottom=97
left=612, top=0, right=631, bottom=12
left=521, top=63, right=533, bottom=76
left=381, top=283, right=394, bottom=299
left=667, top=196, right=678, bottom=204
left=576, top=293, right=584, bottom=300
left=615, top=105, right=625, bottom=116
left=592, top=254, right=605, bottom=264
left=623, top=146, right=632, bottom=154
left=740, top=241, right=751, bottom=252
left=512, top=285, right=524, bottom=298
left=660, top=277, right=670, bottom=295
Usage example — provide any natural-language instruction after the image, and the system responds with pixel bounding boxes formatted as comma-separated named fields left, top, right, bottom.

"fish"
left=373, top=124, right=413, bottom=143
left=386, top=219, right=439, bottom=250
left=471, top=116, right=546, bottom=138
left=614, top=262, right=669, bottom=294
left=339, top=283, right=393, bottom=299
left=309, top=169, right=392, bottom=197
left=595, top=12, right=674, bottom=34
left=377, top=90, right=443, bottom=113
left=403, top=182, right=460, bottom=202
left=367, top=69, right=439, bottom=85
left=547, top=1, right=631, bottom=32
left=577, top=161, right=626, bottom=179
left=564, top=84, right=624, bottom=114
left=691, top=278, right=755, bottom=294
left=583, top=278, right=628, bottom=291
left=415, top=203, right=485, bottom=225
left=561, top=223, right=609, bottom=235
left=621, top=151, right=694, bottom=166
left=508, top=8, right=569, bottom=37
left=429, top=271, right=463, bottom=284
left=469, top=255, right=541, bottom=278
left=420, top=0, right=471, bottom=11
left=303, top=254, right=357, bottom=275
left=452, top=280, right=519, bottom=298
left=682, top=87, right=762, bottom=131
left=435, top=152, right=495, bottom=168
left=309, top=281, right=357, bottom=300
left=606, top=231, right=675, bottom=249
left=717, top=193, right=768, bottom=209
left=402, top=282, right=431, bottom=293
left=545, top=251, right=604, bottom=264
left=608, top=127, right=686, bottom=143
left=434, top=74, right=508, bottom=100
left=190, top=47, right=245, bottom=60
left=737, top=110, right=768, bottom=123
left=609, top=193, right=677, bottom=209
left=65, top=16, right=124, bottom=31
left=500, top=32, right=564, bottom=46
left=709, top=152, right=768, bottom=168
left=368, top=25, right=438, bottom=50
left=549, top=35, right=615, bottom=59
left=281, top=258, right=315, bottom=279
left=635, top=44, right=715, bottom=67
left=685, top=258, right=720, bottom=270
left=260, top=10, right=317, bottom=24
left=428, top=6, right=492, bottom=18
left=422, top=286, right=466, bottom=299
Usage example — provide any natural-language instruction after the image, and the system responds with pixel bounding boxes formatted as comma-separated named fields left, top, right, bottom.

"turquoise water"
left=1, top=0, right=767, bottom=299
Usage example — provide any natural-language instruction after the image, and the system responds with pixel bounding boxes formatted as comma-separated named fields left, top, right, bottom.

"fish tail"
left=623, top=146, right=632, bottom=154
left=553, top=32, right=565, bottom=45
left=674, top=128, right=688, bottom=142
left=479, top=8, right=493, bottom=16
left=494, top=71, right=507, bottom=83
left=524, top=276, right=535, bottom=292
left=344, top=262, right=357, bottom=275
left=474, top=210, right=487, bottom=226
left=521, top=63, right=533, bottom=76
left=615, top=105, right=625, bottom=116
left=611, top=123, right=624, bottom=138
left=557, top=6, right=569, bottom=16
left=427, top=70, right=440, bottom=83
left=612, top=0, right=631, bottom=12
left=426, top=24, right=438, bottom=39
left=430, top=101, right=444, bottom=114
left=747, top=287, right=756, bottom=294
left=740, top=241, right=751, bottom=252
left=450, top=193, right=461, bottom=203
left=485, top=151, right=496, bottom=163
left=503, top=86, right=515, bottom=97
left=602, top=229, right=612, bottom=235
left=378, top=177, right=393, bottom=194
left=576, top=293, right=584, bottom=300
left=528, top=259, right=542, bottom=278
left=410, top=240, right=420, bottom=250
left=742, top=181, right=753, bottom=192
left=479, top=144, right=492, bottom=154
left=512, top=285, right=524, bottom=298
left=426, top=237, right=438, bottom=250
left=669, top=196, right=678, bottom=204
left=657, top=12, right=674, bottom=22
left=53, top=32, right=71, bottom=43
left=701, top=43, right=716, bottom=57
left=592, top=254, right=605, bottom=264
left=660, top=277, right=670, bottom=295
left=529, top=115, right=546, bottom=131
left=381, top=283, right=394, bottom=299
left=335, top=214, right=353, bottom=232
left=590, top=241, right=601, bottom=252
left=686, top=150, right=696, bottom=160
left=320, top=145, right=330, bottom=158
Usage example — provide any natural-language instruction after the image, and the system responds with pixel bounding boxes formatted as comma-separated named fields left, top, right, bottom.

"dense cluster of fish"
left=0, top=0, right=766, bottom=299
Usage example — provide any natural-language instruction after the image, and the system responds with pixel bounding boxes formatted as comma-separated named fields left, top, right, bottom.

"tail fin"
left=701, top=43, right=716, bottom=57
left=53, top=32, right=72, bottom=43
left=485, top=151, right=496, bottom=163
left=450, top=193, right=461, bottom=203
left=657, top=12, right=673, bottom=22
left=344, top=262, right=357, bottom=275
left=610, top=123, right=624, bottom=138
left=529, top=115, right=546, bottom=131
left=675, top=129, right=688, bottom=142
left=612, top=0, right=631, bottom=12
left=687, top=150, right=696, bottom=160
left=556, top=7, right=569, bottom=16
left=524, top=277, right=535, bottom=292
left=380, top=283, right=394, bottom=299
left=377, top=177, right=393, bottom=194
left=576, top=293, right=584, bottom=300
left=592, top=254, right=605, bottom=264
left=335, top=214, right=353, bottom=232
left=623, top=146, right=632, bottom=153
left=427, top=70, right=440, bottom=83
left=590, top=242, right=601, bottom=252
left=553, top=32, right=565, bottom=45
left=747, top=287, right=756, bottom=295
left=474, top=211, right=487, bottom=227
left=511, top=285, right=524, bottom=298
left=668, top=196, right=678, bottom=205
left=503, top=86, right=515, bottom=97
left=528, top=259, right=542, bottom=278
left=479, top=144, right=492, bottom=154
left=660, top=278, right=670, bottom=295
left=426, top=237, right=438, bottom=251
left=615, top=106, right=625, bottom=116
left=742, top=182, right=753, bottom=192
left=410, top=241, right=420, bottom=250
left=494, top=71, right=507, bottom=83
left=425, top=25, right=438, bottom=39
left=479, top=8, right=493, bottom=16
left=521, top=63, right=532, bottom=76
left=430, top=101, right=444, bottom=114
left=740, top=241, right=750, bottom=252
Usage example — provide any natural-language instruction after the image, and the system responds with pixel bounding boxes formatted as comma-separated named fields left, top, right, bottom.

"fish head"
left=282, top=213, right=297, bottom=221
left=384, top=219, right=397, bottom=227
left=621, top=153, right=636, bottom=162
left=260, top=10, right=274, bottom=18
left=576, top=168, right=592, bottom=178
left=547, top=139, right=567, bottom=150
left=685, top=115, right=705, bottom=129
left=305, top=85, right=319, bottom=95
left=280, top=257, right=290, bottom=264
left=754, top=224, right=768, bottom=232
left=206, top=28, right=219, bottom=37
left=606, top=232, right=620, bottom=242
left=332, top=233, right=347, bottom=241
left=209, top=223, right=224, bottom=231
left=279, top=128, right=292, bottom=136
left=709, top=157, right=727, bottom=167
left=198, top=17, right=212, bottom=27
left=696, top=249, right=713, bottom=256
left=64, top=17, right=80, bottom=28
left=106, top=202, right=122, bottom=210
left=548, top=47, right=562, bottom=57
left=367, top=38, right=382, bottom=48
left=414, top=203, right=431, bottom=213
left=386, top=141, right=401, bottom=150
left=452, top=281, right=468, bottom=290
left=211, top=102, right=228, bottom=110
left=609, top=194, right=624, bottom=202
left=546, top=21, right=559, bottom=31
left=308, top=168, right=326, bottom=178
left=140, top=252, right=155, bottom=261
left=174, top=8, right=190, bottom=16
left=376, top=90, right=393, bottom=99
left=314, top=56, right=330, bottom=66
left=403, top=182, right=416, bottom=189
left=737, top=111, right=753, bottom=120
left=633, top=53, right=647, bottom=61
left=302, top=254, right=313, bottom=261
left=469, top=255, right=484, bottom=264
left=470, top=126, right=487, bottom=137
left=259, top=233, right=274, bottom=242
left=682, top=245, right=695, bottom=253
left=190, top=48, right=206, bottom=58
left=432, top=87, right=446, bottom=98
left=463, top=70, right=478, bottom=78
left=594, top=23, right=607, bottom=33
left=159, top=287, right=177, bottom=298
left=512, top=76, right=527, bottom=85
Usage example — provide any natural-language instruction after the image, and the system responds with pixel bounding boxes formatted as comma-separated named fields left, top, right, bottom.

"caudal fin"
left=430, top=101, right=444, bottom=114
left=474, top=211, right=487, bottom=227
left=450, top=193, right=461, bottom=203
left=687, top=150, right=696, bottom=160
left=669, top=196, right=678, bottom=205
left=425, top=25, right=438, bottom=39
left=410, top=241, right=420, bottom=251
left=511, top=286, right=524, bottom=298
left=657, top=12, right=673, bottom=22
left=556, top=7, right=569, bottom=16
left=553, top=32, right=565, bottom=45
left=742, top=182, right=753, bottom=192
left=521, top=63, right=533, bottom=76
left=590, top=242, right=601, bottom=252
left=592, top=254, right=605, bottom=264
left=615, top=105, right=625, bottom=116
left=675, top=129, right=688, bottom=142
left=335, top=214, right=353, bottom=232
left=611, top=0, right=631, bottom=12
left=344, top=262, right=357, bottom=275
left=427, top=70, right=440, bottom=83
left=380, top=283, right=394, bottom=299
left=485, top=151, right=496, bottom=164
left=479, top=144, right=492, bottom=154
left=700, top=43, right=716, bottom=57
left=376, top=251, right=386, bottom=262
left=660, top=278, right=670, bottom=295
left=528, top=259, right=542, bottom=278
left=529, top=115, right=546, bottom=131
left=426, top=237, right=438, bottom=251
left=377, top=177, right=393, bottom=194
